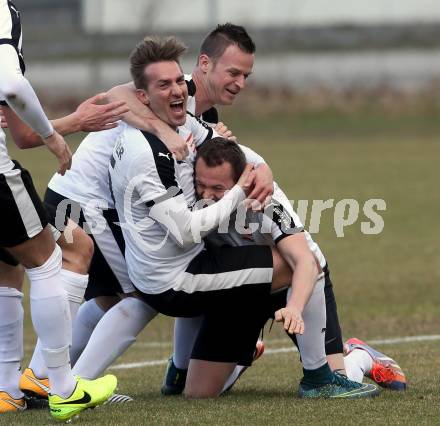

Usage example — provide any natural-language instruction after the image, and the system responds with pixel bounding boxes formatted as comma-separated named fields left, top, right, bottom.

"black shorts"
left=44, top=188, right=128, bottom=299
left=0, top=160, right=48, bottom=247
left=140, top=244, right=274, bottom=366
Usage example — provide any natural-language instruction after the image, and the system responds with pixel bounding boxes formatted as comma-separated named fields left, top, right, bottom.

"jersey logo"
left=158, top=152, right=171, bottom=161
left=115, top=138, right=124, bottom=160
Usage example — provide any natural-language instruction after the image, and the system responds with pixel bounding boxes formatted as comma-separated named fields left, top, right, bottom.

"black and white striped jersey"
left=108, top=117, right=247, bottom=294
left=0, top=0, right=23, bottom=173
left=1, top=0, right=53, bottom=173
left=0, top=0, right=24, bottom=76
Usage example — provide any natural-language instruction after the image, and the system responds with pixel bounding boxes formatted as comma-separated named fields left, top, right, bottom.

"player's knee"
left=61, top=228, right=94, bottom=274
left=95, top=295, right=121, bottom=312
left=0, top=262, right=25, bottom=290
left=184, top=385, right=218, bottom=399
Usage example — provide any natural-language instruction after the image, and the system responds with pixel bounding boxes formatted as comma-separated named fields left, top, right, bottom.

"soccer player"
left=69, top=22, right=273, bottom=384
left=0, top=1, right=117, bottom=419
left=44, top=25, right=273, bottom=384
left=190, top=138, right=407, bottom=393
left=108, top=35, right=379, bottom=398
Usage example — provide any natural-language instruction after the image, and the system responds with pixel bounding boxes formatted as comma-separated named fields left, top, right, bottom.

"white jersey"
left=48, top=124, right=126, bottom=208
left=109, top=117, right=237, bottom=293
left=0, top=0, right=24, bottom=174
left=109, top=117, right=266, bottom=294
left=207, top=183, right=327, bottom=269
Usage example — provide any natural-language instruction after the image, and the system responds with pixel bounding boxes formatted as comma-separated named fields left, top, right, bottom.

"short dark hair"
left=199, top=23, right=255, bottom=63
left=130, top=36, right=187, bottom=89
left=195, top=137, right=246, bottom=182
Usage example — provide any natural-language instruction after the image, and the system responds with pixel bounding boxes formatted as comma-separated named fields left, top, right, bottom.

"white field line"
left=109, top=334, right=440, bottom=371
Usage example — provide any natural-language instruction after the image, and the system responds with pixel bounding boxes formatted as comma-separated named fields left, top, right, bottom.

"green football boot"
left=299, top=371, right=380, bottom=399
left=48, top=374, right=117, bottom=421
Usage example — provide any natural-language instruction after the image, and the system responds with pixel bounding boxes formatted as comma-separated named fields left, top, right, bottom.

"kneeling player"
left=162, top=138, right=407, bottom=395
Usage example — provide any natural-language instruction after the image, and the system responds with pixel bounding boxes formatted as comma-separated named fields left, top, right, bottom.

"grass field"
left=1, top=108, right=439, bottom=425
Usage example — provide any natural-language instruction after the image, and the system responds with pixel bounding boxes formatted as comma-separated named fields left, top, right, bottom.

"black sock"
left=301, top=363, right=333, bottom=389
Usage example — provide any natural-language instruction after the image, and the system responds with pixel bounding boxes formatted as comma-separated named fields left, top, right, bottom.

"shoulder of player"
left=119, top=127, right=176, bottom=170
left=185, top=74, right=196, bottom=97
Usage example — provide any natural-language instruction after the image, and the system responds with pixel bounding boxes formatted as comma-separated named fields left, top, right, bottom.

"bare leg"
left=185, top=360, right=236, bottom=398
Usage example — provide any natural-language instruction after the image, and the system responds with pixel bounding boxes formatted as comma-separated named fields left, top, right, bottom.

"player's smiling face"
left=142, top=61, right=188, bottom=128
left=206, top=44, right=254, bottom=105
left=194, top=158, right=236, bottom=202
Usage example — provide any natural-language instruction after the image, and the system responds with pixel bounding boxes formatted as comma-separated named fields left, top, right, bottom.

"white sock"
left=221, top=365, right=245, bottom=394
left=27, top=245, right=75, bottom=398
left=295, top=278, right=327, bottom=370
left=344, top=349, right=373, bottom=383
left=172, top=317, right=203, bottom=369
left=70, top=298, right=105, bottom=366
left=73, top=297, right=157, bottom=379
left=59, top=269, right=88, bottom=320
left=28, top=269, right=88, bottom=379
left=0, top=287, right=24, bottom=399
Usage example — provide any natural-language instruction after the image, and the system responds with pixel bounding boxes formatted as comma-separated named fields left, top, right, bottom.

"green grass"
left=2, top=110, right=439, bottom=424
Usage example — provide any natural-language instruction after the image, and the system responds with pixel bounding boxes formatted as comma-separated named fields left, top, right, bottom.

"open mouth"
left=170, top=99, right=185, bottom=114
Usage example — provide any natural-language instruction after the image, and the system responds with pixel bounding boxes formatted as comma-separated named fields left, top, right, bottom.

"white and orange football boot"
left=19, top=368, right=50, bottom=399
left=0, top=391, right=26, bottom=413
left=345, top=338, right=407, bottom=391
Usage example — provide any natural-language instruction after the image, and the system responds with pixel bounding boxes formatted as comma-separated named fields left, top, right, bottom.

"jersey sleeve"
left=185, top=113, right=215, bottom=147
left=149, top=183, right=246, bottom=248
left=259, top=185, right=304, bottom=244
left=239, top=144, right=266, bottom=166
left=122, top=133, right=247, bottom=249
left=0, top=43, right=53, bottom=138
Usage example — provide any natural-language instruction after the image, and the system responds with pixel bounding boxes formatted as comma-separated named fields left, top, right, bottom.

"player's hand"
left=74, top=93, right=129, bottom=132
left=43, top=131, right=72, bottom=175
left=213, top=121, right=237, bottom=142
left=161, top=131, right=189, bottom=161
left=274, top=305, right=305, bottom=335
left=237, top=164, right=256, bottom=196
left=247, top=163, right=274, bottom=205
left=0, top=107, right=7, bottom=128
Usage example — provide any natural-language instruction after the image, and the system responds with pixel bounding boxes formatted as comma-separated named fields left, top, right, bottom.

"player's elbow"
left=0, top=77, right=26, bottom=108
left=12, top=131, right=35, bottom=149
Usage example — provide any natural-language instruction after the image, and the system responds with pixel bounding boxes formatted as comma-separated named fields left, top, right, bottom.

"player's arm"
left=0, top=44, right=71, bottom=174
left=107, top=82, right=188, bottom=160
left=2, top=93, right=129, bottom=149
left=274, top=233, right=320, bottom=335
left=136, top=159, right=255, bottom=248
left=238, top=144, right=274, bottom=204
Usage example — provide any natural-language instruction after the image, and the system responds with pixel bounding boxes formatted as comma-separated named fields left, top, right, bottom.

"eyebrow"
left=157, top=74, right=185, bottom=85
left=228, top=67, right=252, bottom=76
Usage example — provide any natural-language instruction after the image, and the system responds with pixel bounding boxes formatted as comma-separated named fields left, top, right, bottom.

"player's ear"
left=135, top=89, right=150, bottom=105
left=198, top=54, right=211, bottom=73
